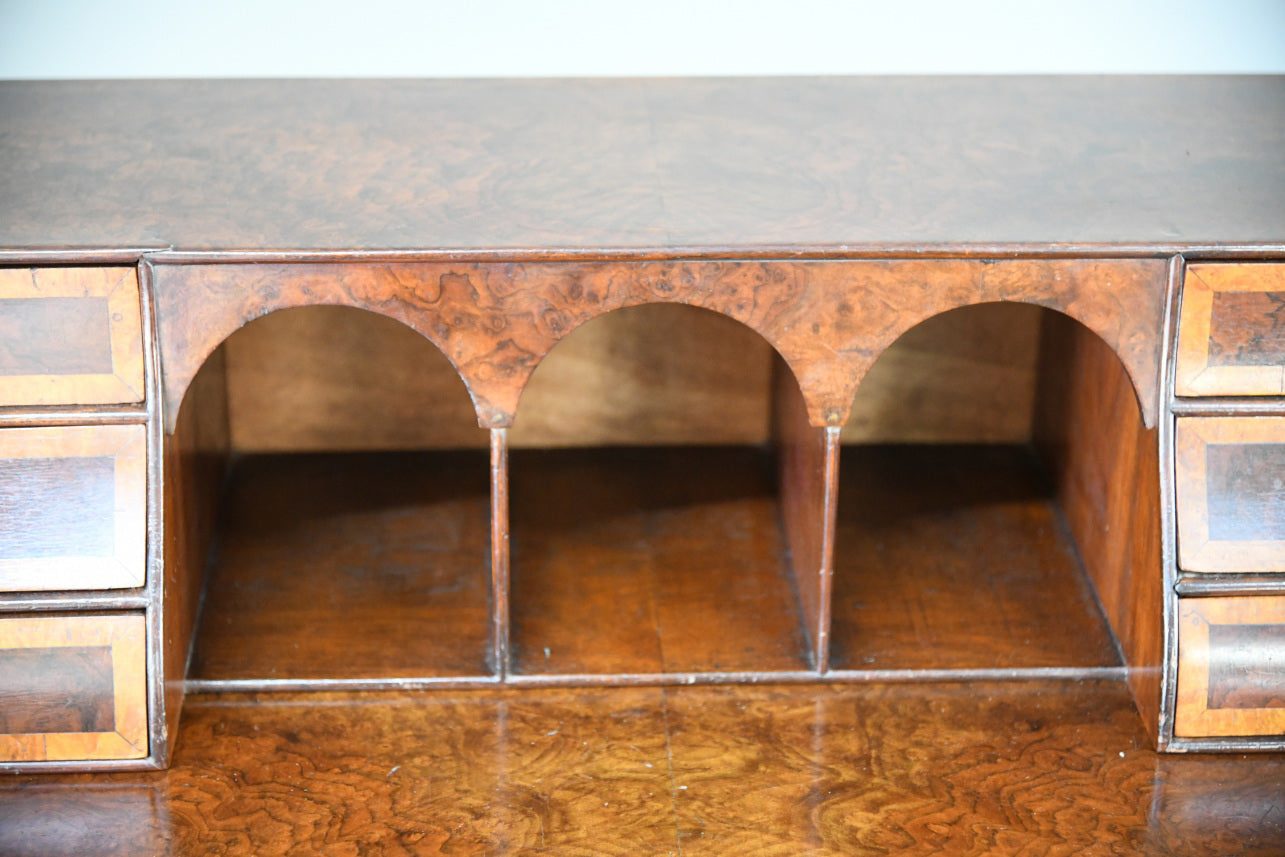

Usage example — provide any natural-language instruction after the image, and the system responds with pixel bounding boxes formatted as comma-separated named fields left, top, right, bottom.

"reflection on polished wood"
left=3, top=682, right=1283, bottom=855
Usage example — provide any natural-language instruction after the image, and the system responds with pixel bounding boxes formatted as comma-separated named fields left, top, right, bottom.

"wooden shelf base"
left=831, top=444, right=1123, bottom=672
left=189, top=452, right=493, bottom=683
left=510, top=447, right=811, bottom=676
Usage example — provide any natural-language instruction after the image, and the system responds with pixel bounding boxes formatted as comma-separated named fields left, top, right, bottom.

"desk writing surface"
left=0, top=76, right=1283, bottom=254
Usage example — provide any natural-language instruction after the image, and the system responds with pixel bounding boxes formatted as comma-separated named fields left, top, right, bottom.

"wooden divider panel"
left=0, top=424, right=147, bottom=591
left=0, top=614, right=148, bottom=762
left=0, top=268, right=144, bottom=406
left=1034, top=311, right=1163, bottom=739
left=773, top=356, right=837, bottom=670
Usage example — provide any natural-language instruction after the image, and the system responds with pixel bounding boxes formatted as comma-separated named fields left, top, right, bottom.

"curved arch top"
left=151, top=257, right=1170, bottom=433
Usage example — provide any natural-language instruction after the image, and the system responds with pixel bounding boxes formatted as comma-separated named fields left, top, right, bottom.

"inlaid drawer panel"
left=1175, top=417, right=1285, bottom=573
left=0, top=425, right=147, bottom=591
left=0, top=267, right=144, bottom=406
left=1176, top=596, right=1285, bottom=738
left=0, top=613, right=148, bottom=762
left=1176, top=263, right=1285, bottom=397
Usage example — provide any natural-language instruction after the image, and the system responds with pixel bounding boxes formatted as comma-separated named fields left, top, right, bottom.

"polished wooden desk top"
left=2, top=76, right=1283, bottom=255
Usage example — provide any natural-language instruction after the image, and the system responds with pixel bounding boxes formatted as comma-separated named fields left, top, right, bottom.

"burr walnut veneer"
left=0, top=77, right=1283, bottom=771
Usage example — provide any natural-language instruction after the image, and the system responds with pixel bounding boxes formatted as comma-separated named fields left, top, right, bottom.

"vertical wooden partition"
left=774, top=356, right=840, bottom=672
left=1033, top=312, right=1165, bottom=740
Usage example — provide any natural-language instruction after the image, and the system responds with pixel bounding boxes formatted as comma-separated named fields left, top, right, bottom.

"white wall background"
left=1, top=0, right=1283, bottom=78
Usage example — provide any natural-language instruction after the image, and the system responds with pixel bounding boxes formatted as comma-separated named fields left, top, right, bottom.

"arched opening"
left=173, top=306, right=493, bottom=685
left=507, top=303, right=817, bottom=677
left=829, top=303, right=1161, bottom=677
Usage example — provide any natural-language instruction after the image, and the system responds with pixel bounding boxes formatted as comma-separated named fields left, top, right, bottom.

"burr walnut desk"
left=0, top=77, right=1282, bottom=772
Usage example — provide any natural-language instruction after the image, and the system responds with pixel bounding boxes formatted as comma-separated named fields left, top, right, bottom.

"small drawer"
left=1175, top=263, right=1285, bottom=397
left=1175, top=417, right=1285, bottom=573
left=1175, top=596, right=1285, bottom=738
left=0, top=267, right=144, bottom=407
left=0, top=613, right=148, bottom=762
left=0, top=425, right=147, bottom=591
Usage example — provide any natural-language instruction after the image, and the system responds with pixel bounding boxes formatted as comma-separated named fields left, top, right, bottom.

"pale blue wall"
left=1, top=0, right=1282, bottom=78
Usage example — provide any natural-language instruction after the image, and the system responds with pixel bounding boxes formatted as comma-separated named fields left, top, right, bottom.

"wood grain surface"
left=0, top=646, right=115, bottom=735
left=188, top=452, right=493, bottom=682
left=0, top=267, right=143, bottom=406
left=1176, top=596, right=1285, bottom=738
left=489, top=428, right=510, bottom=676
left=509, top=447, right=809, bottom=676
left=160, top=341, right=230, bottom=760
left=220, top=300, right=1039, bottom=452
left=774, top=356, right=837, bottom=670
left=1176, top=417, right=1285, bottom=573
left=2, top=77, right=1283, bottom=252
left=0, top=614, right=147, bottom=763
left=841, top=302, right=1043, bottom=444
left=0, top=424, right=147, bottom=591
left=829, top=444, right=1121, bottom=671
left=220, top=305, right=487, bottom=451
left=223, top=302, right=772, bottom=451
left=1033, top=311, right=1164, bottom=740
left=3, top=681, right=1283, bottom=854
left=1177, top=264, right=1285, bottom=396
left=152, top=258, right=1167, bottom=433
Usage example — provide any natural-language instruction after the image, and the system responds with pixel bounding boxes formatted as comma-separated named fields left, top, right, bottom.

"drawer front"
left=1176, top=596, right=1285, bottom=738
left=0, top=613, right=148, bottom=762
left=0, top=267, right=144, bottom=406
left=1176, top=263, right=1285, bottom=397
left=1175, top=417, right=1285, bottom=573
left=0, top=425, right=147, bottom=591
